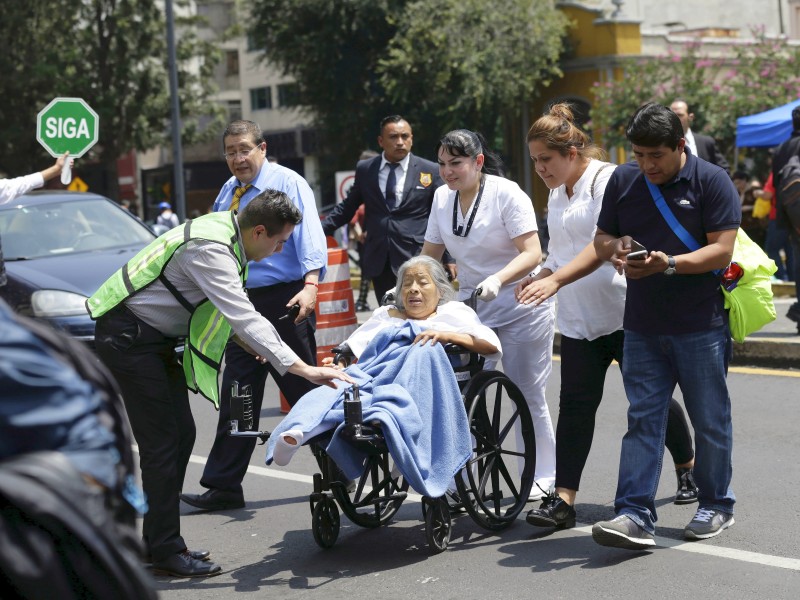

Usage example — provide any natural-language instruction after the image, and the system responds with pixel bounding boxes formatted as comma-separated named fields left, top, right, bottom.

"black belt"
left=246, top=279, right=304, bottom=297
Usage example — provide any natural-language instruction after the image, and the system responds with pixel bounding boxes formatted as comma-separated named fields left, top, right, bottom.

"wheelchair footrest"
left=227, top=429, right=271, bottom=444
left=339, top=422, right=387, bottom=454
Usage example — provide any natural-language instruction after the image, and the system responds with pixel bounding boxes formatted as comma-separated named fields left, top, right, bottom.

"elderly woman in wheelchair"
left=261, top=255, right=534, bottom=551
left=266, top=255, right=500, bottom=477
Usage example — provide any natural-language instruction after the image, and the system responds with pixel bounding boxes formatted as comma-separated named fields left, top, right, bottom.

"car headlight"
left=31, top=290, right=90, bottom=317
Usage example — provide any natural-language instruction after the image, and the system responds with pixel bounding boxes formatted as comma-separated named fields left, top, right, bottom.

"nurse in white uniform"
left=421, top=129, right=556, bottom=495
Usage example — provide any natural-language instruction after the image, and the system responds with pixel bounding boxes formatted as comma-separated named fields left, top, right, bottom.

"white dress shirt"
left=378, top=153, right=410, bottom=207
left=684, top=128, right=698, bottom=158
left=0, top=173, right=45, bottom=205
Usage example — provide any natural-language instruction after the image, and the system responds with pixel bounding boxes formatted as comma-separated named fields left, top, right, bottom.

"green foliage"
left=0, top=0, right=222, bottom=189
left=379, top=0, right=568, bottom=144
left=590, top=30, right=800, bottom=166
left=249, top=0, right=402, bottom=173
left=248, top=0, right=568, bottom=184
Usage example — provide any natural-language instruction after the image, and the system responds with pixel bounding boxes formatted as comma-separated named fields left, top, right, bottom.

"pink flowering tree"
left=590, top=29, right=800, bottom=163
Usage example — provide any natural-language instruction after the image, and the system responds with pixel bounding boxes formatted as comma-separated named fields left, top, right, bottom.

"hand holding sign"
left=36, top=98, right=98, bottom=187
left=58, top=152, right=73, bottom=185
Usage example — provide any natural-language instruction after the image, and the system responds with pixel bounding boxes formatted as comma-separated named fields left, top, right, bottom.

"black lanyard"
left=452, top=176, right=485, bottom=237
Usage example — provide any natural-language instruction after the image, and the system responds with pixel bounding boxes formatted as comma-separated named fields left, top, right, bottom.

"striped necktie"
left=230, top=183, right=252, bottom=212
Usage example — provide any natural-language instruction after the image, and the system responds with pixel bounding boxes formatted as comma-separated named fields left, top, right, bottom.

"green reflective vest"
left=87, top=211, right=246, bottom=408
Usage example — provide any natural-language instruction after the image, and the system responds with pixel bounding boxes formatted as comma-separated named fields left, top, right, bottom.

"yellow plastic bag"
left=751, top=196, right=771, bottom=219
left=721, top=229, right=777, bottom=343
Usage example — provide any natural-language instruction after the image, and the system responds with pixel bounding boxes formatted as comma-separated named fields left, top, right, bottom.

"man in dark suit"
left=670, top=99, right=730, bottom=174
left=323, top=115, right=446, bottom=302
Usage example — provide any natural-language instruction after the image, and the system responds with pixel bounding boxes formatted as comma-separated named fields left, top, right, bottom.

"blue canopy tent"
left=736, top=99, right=800, bottom=148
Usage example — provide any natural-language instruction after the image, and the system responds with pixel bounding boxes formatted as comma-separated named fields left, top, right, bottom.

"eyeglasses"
left=223, top=145, right=261, bottom=161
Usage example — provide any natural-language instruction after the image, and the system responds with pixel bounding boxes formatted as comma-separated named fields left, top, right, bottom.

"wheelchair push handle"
left=228, top=381, right=271, bottom=444
left=343, top=384, right=362, bottom=425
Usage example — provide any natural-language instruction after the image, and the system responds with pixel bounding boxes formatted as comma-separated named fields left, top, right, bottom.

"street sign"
left=67, top=176, right=89, bottom=192
left=335, top=170, right=355, bottom=203
left=36, top=97, right=99, bottom=158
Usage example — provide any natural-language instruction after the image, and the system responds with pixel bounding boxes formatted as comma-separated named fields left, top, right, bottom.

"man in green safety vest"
left=88, top=189, right=354, bottom=579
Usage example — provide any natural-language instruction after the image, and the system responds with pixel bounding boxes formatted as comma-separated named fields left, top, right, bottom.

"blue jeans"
left=615, top=325, right=735, bottom=534
left=765, top=220, right=792, bottom=281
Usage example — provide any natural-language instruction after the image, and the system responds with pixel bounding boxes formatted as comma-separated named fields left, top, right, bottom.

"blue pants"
left=615, top=325, right=735, bottom=534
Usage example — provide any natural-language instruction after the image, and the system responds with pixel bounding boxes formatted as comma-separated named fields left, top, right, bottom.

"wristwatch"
left=664, top=255, right=677, bottom=276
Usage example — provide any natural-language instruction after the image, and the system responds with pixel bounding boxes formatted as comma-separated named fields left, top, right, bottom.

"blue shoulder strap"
left=644, top=178, right=701, bottom=251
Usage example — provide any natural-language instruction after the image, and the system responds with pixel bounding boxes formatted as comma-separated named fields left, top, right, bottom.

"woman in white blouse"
left=421, top=129, right=557, bottom=497
left=516, top=103, right=697, bottom=530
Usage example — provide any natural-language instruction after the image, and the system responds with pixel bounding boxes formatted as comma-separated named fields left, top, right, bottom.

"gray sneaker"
left=684, top=508, right=734, bottom=540
left=592, top=515, right=656, bottom=550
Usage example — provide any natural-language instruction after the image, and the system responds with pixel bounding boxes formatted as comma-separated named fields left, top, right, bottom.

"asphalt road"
left=151, top=359, right=800, bottom=600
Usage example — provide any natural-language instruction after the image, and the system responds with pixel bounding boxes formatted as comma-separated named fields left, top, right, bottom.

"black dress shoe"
left=526, top=494, right=576, bottom=529
left=151, top=550, right=222, bottom=578
left=143, top=548, right=210, bottom=564
left=674, top=467, right=699, bottom=505
left=180, top=488, right=245, bottom=511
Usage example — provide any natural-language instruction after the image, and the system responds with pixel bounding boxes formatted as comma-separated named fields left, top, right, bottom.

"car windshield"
left=0, top=198, right=155, bottom=259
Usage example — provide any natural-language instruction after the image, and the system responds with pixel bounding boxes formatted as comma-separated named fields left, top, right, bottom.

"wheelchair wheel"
left=312, top=496, right=340, bottom=549
left=331, top=450, right=409, bottom=528
left=424, top=497, right=451, bottom=553
left=455, top=370, right=535, bottom=531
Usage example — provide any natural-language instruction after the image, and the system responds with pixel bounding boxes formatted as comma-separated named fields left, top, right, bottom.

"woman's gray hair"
left=393, top=255, right=455, bottom=310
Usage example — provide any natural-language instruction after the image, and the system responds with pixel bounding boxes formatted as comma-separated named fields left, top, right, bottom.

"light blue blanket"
left=265, top=320, right=471, bottom=498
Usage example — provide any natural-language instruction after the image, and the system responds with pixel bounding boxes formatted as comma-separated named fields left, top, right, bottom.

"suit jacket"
left=323, top=153, right=443, bottom=278
left=693, top=132, right=730, bottom=174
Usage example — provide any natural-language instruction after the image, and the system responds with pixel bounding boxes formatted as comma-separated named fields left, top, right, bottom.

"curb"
left=552, top=332, right=800, bottom=370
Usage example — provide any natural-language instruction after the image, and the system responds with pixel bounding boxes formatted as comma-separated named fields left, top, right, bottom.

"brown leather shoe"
left=151, top=550, right=222, bottom=578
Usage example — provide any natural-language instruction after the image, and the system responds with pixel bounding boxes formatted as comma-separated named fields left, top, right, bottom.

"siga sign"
left=36, top=97, right=99, bottom=158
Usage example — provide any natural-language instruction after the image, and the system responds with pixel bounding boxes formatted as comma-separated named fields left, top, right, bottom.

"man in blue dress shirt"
left=181, top=120, right=328, bottom=511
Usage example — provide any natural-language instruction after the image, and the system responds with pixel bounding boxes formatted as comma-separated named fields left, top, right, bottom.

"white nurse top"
left=425, top=174, right=539, bottom=328
left=541, top=159, right=627, bottom=341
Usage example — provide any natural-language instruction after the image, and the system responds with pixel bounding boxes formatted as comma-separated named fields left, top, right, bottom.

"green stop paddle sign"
left=36, top=97, right=99, bottom=158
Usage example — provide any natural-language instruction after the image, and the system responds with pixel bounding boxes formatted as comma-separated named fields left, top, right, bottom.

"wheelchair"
left=229, top=334, right=536, bottom=553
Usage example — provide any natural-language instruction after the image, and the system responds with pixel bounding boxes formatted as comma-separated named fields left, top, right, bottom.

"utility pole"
left=165, top=0, right=186, bottom=221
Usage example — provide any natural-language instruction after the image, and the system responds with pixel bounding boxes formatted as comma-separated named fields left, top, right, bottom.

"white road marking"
left=182, top=453, right=800, bottom=572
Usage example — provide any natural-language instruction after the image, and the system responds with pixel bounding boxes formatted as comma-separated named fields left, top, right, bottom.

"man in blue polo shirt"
left=590, top=103, right=740, bottom=550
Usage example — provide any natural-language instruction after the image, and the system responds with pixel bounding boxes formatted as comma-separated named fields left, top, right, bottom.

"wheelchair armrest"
left=332, top=343, right=356, bottom=367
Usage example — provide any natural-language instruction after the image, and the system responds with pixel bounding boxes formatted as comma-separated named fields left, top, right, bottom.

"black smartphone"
left=278, top=303, right=301, bottom=321
left=628, top=240, right=648, bottom=261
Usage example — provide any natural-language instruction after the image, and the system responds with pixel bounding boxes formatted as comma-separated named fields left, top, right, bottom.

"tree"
left=248, top=0, right=567, bottom=192
left=590, top=30, right=800, bottom=168
left=0, top=1, right=79, bottom=176
left=0, top=0, right=223, bottom=200
left=249, top=0, right=402, bottom=190
left=379, top=0, right=568, bottom=157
